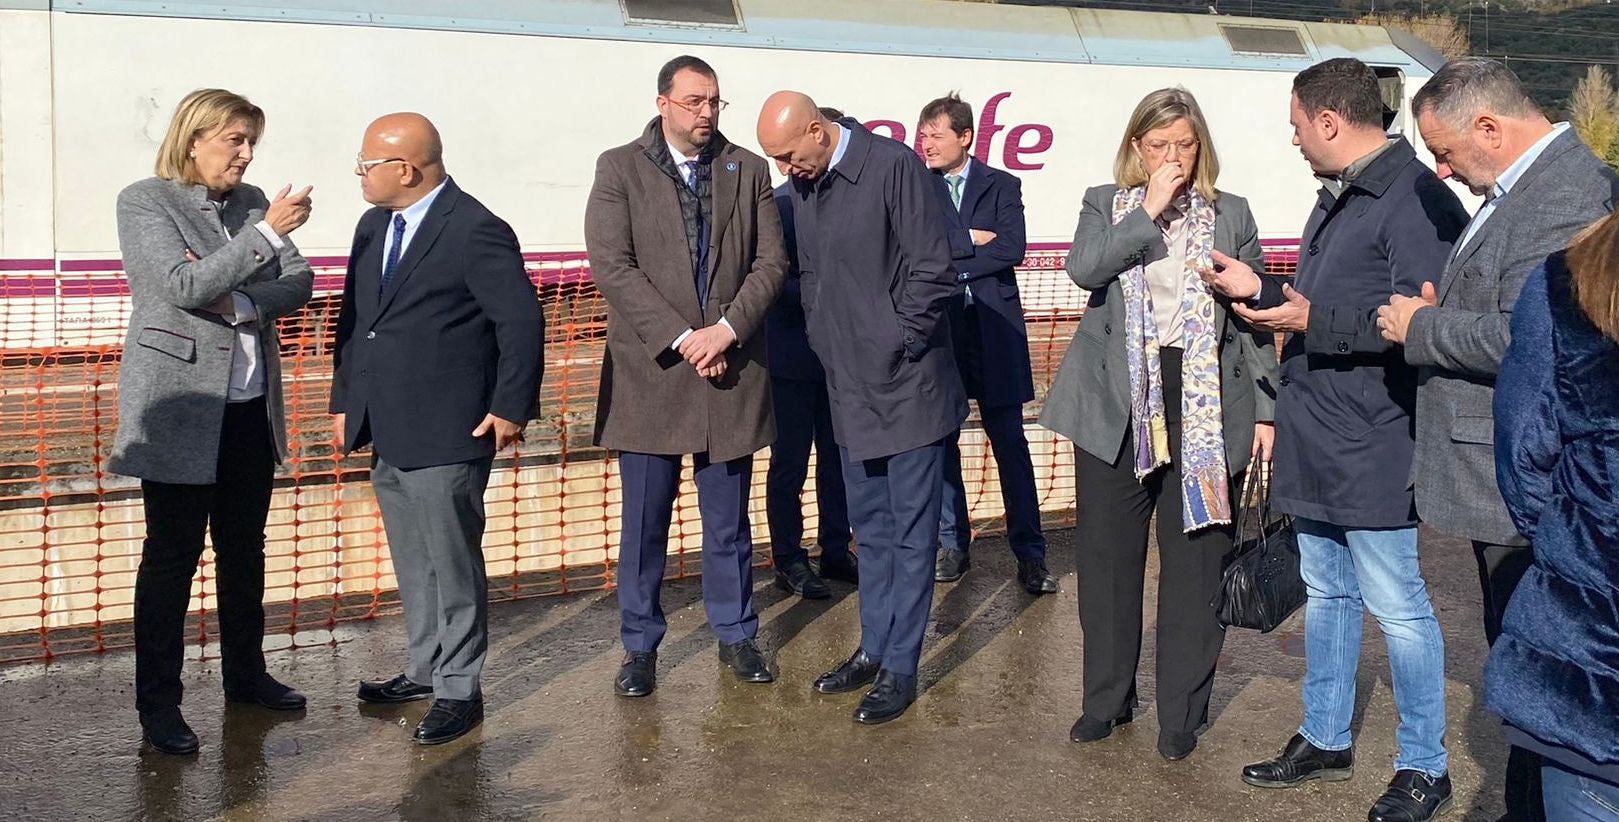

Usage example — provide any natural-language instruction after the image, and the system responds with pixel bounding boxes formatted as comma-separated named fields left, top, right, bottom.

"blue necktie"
left=380, top=213, right=406, bottom=295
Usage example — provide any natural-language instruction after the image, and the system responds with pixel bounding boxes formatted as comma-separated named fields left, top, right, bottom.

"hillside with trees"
left=999, top=0, right=1619, bottom=113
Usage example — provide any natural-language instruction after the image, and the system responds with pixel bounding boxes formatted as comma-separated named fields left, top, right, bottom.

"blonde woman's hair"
left=1112, top=87, right=1220, bottom=203
left=154, top=89, right=265, bottom=184
left=1565, top=211, right=1619, bottom=342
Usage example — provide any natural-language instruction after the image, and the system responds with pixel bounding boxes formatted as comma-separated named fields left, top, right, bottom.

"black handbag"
left=1213, top=461, right=1305, bottom=633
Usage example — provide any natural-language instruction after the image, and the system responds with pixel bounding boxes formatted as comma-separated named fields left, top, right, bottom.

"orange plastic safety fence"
left=0, top=243, right=1298, bottom=663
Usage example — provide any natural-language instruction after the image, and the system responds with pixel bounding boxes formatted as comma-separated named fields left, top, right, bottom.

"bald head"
left=358, top=112, right=446, bottom=209
left=756, top=90, right=841, bottom=181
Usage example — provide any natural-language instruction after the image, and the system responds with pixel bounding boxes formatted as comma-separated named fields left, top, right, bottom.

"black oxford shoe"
left=774, top=559, right=831, bottom=599
left=1017, top=559, right=1060, bottom=595
left=358, top=673, right=433, bottom=705
left=1069, top=707, right=1134, bottom=743
left=413, top=697, right=483, bottom=745
left=1158, top=730, right=1197, bottom=761
left=1368, top=770, right=1452, bottom=822
left=615, top=651, right=657, bottom=697
left=853, top=670, right=917, bottom=725
left=225, top=675, right=307, bottom=711
left=140, top=707, right=200, bottom=755
left=1242, top=733, right=1355, bottom=788
left=935, top=548, right=970, bottom=583
left=719, top=639, right=775, bottom=683
left=814, top=648, right=882, bottom=694
left=817, top=554, right=860, bottom=586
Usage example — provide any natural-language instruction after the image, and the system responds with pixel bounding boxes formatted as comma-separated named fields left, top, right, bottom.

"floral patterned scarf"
left=1110, top=186, right=1231, bottom=532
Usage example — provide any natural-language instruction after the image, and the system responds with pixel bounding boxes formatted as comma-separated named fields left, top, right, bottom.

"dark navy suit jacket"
left=330, top=178, right=546, bottom=469
left=765, top=182, right=825, bottom=382
left=928, top=158, right=1034, bottom=406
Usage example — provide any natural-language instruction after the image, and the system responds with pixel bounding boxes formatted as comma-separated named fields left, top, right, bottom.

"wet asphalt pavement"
left=0, top=526, right=1507, bottom=821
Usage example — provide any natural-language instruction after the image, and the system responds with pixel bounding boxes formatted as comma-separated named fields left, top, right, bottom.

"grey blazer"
left=1405, top=128, right=1619, bottom=545
left=1040, top=184, right=1278, bottom=476
left=108, top=177, right=314, bottom=484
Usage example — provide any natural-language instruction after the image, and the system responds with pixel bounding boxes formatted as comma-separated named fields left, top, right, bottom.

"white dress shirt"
left=207, top=200, right=287, bottom=402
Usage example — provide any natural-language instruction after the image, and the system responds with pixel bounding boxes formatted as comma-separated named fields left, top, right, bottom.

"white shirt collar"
left=946, top=156, right=973, bottom=182
left=1494, top=122, right=1569, bottom=200
left=828, top=123, right=851, bottom=172
left=394, top=178, right=448, bottom=223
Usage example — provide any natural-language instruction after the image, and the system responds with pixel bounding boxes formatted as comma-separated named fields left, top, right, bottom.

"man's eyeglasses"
left=663, top=96, right=729, bottom=115
left=355, top=155, right=408, bottom=175
left=1138, top=139, right=1199, bottom=157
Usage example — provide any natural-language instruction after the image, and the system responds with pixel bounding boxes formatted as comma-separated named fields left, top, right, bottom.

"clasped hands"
left=1375, top=283, right=1437, bottom=345
left=678, top=322, right=736, bottom=379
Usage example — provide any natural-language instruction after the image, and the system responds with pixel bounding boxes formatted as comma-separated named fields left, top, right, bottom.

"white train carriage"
left=0, top=0, right=1447, bottom=349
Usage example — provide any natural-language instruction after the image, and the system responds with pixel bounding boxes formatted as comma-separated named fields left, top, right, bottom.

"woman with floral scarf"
left=1039, top=87, right=1278, bottom=762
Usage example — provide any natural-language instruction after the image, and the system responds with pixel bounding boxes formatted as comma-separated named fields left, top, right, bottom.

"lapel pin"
left=726, top=161, right=738, bottom=172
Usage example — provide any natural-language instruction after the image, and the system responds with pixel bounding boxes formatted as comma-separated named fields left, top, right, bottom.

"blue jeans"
left=1296, top=518, right=1447, bottom=778
left=1543, top=765, right=1619, bottom=821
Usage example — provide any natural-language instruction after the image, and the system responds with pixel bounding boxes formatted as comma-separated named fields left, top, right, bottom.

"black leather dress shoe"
left=1242, top=733, right=1355, bottom=788
left=813, top=648, right=882, bottom=694
left=853, top=670, right=917, bottom=725
left=1017, top=559, right=1060, bottom=595
left=719, top=639, right=774, bottom=683
left=1158, top=730, right=1197, bottom=761
left=413, top=697, right=483, bottom=745
left=225, top=675, right=307, bottom=710
left=140, top=707, right=199, bottom=755
left=615, top=651, right=657, bottom=697
left=935, top=548, right=970, bottom=582
left=817, top=554, right=859, bottom=586
left=1069, top=707, right=1133, bottom=743
left=358, top=673, right=433, bottom=705
left=1368, top=770, right=1452, bottom=822
left=774, top=559, right=830, bottom=599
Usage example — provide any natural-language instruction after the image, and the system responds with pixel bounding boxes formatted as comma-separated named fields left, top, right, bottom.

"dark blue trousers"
left=842, top=439, right=946, bottom=676
left=766, top=376, right=852, bottom=567
left=616, top=451, right=757, bottom=652
left=939, top=402, right=1047, bottom=562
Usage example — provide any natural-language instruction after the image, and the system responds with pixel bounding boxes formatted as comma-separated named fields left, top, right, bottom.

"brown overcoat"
left=585, top=118, right=788, bottom=462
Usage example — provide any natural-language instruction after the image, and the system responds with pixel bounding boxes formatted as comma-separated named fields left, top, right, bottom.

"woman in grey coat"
left=1039, top=88, right=1278, bottom=761
left=110, top=89, right=314, bottom=755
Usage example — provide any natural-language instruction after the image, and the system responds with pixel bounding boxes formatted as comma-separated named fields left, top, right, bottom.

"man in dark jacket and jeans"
left=1203, top=58, right=1468, bottom=822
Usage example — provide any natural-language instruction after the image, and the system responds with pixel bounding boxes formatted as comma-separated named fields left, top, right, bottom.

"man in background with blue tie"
left=917, top=94, right=1057, bottom=595
left=586, top=56, right=788, bottom=698
left=331, top=112, right=545, bottom=745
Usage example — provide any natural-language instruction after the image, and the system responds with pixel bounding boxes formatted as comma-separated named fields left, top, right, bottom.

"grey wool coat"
left=109, top=177, right=314, bottom=484
left=1040, top=185, right=1278, bottom=477
left=585, top=119, right=788, bottom=463
left=1405, top=128, right=1619, bottom=545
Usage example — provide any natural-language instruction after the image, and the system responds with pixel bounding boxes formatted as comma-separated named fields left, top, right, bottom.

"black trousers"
left=133, top=397, right=276, bottom=714
left=1073, top=348, right=1236, bottom=735
left=1476, top=540, right=1545, bottom=822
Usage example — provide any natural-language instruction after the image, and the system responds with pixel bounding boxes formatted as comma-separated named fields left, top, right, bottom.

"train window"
left=1374, top=67, right=1406, bottom=133
left=1219, top=25, right=1308, bottom=56
left=622, top=0, right=741, bottom=28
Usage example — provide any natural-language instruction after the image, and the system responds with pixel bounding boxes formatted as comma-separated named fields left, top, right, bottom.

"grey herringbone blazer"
left=1405, top=129, right=1619, bottom=546
left=1040, top=185, right=1278, bottom=477
left=108, top=177, right=313, bottom=484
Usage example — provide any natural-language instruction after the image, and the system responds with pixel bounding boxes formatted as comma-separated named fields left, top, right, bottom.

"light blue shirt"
left=1455, top=123, right=1568, bottom=255
left=383, top=177, right=449, bottom=267
left=945, top=157, right=975, bottom=302
left=828, top=122, right=851, bottom=173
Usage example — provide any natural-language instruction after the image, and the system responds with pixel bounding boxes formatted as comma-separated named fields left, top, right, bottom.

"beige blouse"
left=1143, top=203, right=1191, bottom=347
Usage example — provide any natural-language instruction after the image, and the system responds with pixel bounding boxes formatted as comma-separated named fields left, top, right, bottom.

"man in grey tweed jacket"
left=1380, top=58, right=1619, bottom=822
